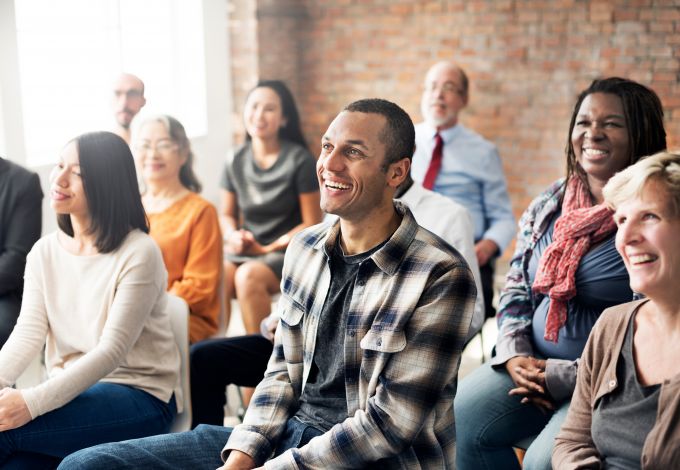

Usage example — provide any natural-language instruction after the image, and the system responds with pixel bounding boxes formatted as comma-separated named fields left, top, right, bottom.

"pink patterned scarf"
left=532, top=177, right=616, bottom=343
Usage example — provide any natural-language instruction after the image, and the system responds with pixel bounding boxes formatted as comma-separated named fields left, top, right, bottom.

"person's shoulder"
left=1, top=158, right=40, bottom=185
left=281, top=140, right=315, bottom=162
left=598, top=299, right=644, bottom=328
left=291, top=219, right=333, bottom=247
left=29, top=232, right=58, bottom=257
left=525, top=178, right=566, bottom=212
left=457, top=124, right=497, bottom=153
left=182, top=192, right=216, bottom=213
left=226, top=143, right=251, bottom=168
left=415, top=185, right=469, bottom=216
left=118, top=229, right=162, bottom=258
left=409, top=223, right=468, bottom=270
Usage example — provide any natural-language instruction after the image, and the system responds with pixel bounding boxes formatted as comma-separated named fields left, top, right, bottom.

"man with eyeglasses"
left=412, top=61, right=514, bottom=320
left=111, top=73, right=146, bottom=145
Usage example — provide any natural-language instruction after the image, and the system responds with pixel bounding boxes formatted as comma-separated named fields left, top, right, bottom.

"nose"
left=322, top=147, right=345, bottom=173
left=617, top=219, right=641, bottom=248
left=53, top=166, right=69, bottom=188
left=585, top=122, right=605, bottom=140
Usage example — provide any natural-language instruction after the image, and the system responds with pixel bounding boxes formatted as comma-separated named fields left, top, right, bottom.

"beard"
left=420, top=98, right=456, bottom=128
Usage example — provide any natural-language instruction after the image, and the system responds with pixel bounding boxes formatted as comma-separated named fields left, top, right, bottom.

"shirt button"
left=609, top=380, right=616, bottom=388
left=357, top=279, right=366, bottom=287
left=376, top=338, right=382, bottom=347
left=349, top=331, right=356, bottom=337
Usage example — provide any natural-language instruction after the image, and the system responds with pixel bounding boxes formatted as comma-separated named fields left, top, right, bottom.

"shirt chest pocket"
left=278, top=295, right=305, bottom=328
left=360, top=328, right=406, bottom=353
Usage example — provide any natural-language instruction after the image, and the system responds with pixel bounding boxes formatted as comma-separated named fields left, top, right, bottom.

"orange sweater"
left=148, top=193, right=222, bottom=342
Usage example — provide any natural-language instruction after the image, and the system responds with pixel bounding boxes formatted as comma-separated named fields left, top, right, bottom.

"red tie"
left=422, top=133, right=443, bottom=190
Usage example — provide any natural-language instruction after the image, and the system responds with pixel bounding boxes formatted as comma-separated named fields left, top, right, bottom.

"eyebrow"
left=322, top=135, right=369, bottom=150
left=577, top=113, right=625, bottom=120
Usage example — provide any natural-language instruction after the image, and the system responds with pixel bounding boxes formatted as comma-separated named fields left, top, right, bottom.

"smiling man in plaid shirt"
left=60, top=98, right=476, bottom=470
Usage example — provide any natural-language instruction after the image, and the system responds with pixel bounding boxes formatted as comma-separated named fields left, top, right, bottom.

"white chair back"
left=167, top=293, right=192, bottom=432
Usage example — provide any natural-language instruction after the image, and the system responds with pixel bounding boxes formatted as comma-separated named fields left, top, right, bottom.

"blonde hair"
left=603, top=151, right=680, bottom=217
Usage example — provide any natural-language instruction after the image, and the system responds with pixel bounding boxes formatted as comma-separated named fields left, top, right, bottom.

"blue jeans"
left=60, top=417, right=324, bottom=468
left=0, top=382, right=175, bottom=469
left=454, top=362, right=570, bottom=470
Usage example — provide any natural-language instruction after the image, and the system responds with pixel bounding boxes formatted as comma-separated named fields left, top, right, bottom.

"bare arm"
left=243, top=192, right=322, bottom=256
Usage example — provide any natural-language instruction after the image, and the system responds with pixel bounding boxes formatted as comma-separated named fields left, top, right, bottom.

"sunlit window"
left=15, top=0, right=207, bottom=166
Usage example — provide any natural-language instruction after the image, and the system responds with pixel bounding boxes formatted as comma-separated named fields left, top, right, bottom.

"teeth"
left=326, top=180, right=351, bottom=190
left=583, top=148, right=608, bottom=156
left=629, top=254, right=657, bottom=264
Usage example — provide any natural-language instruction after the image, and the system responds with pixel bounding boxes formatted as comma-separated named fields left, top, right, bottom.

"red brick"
left=224, top=0, right=680, bottom=261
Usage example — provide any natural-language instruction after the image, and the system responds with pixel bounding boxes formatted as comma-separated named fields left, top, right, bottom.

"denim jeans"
left=0, top=382, right=175, bottom=469
left=60, top=417, right=324, bottom=468
left=454, top=362, right=570, bottom=470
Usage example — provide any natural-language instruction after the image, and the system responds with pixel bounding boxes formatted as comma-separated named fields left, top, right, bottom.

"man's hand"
left=475, top=239, right=499, bottom=267
left=0, top=388, right=32, bottom=431
left=219, top=450, right=258, bottom=470
left=505, top=356, right=554, bottom=413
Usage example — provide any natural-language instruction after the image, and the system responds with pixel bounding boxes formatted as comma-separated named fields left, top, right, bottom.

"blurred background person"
left=135, top=114, right=222, bottom=343
left=220, top=80, right=322, bottom=334
left=413, top=61, right=515, bottom=320
left=0, top=156, right=42, bottom=347
left=455, top=77, right=667, bottom=470
left=111, top=73, right=146, bottom=145
left=0, top=132, right=179, bottom=468
left=554, top=151, right=680, bottom=469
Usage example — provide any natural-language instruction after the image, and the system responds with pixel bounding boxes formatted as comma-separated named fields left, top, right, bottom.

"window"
left=14, top=0, right=208, bottom=166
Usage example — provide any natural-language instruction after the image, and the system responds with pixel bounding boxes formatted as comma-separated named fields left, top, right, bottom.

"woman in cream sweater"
left=0, top=131, right=179, bottom=468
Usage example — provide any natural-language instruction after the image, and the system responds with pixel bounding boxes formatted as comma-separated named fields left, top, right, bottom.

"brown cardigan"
left=552, top=299, right=680, bottom=469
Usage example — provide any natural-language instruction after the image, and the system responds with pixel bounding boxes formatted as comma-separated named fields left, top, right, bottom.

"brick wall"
left=232, top=0, right=680, bottom=254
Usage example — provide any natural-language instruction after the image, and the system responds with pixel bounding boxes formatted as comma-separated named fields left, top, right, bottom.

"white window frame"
left=0, top=0, right=232, bottom=234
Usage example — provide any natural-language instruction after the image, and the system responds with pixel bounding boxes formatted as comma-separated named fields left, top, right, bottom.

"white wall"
left=0, top=0, right=233, bottom=236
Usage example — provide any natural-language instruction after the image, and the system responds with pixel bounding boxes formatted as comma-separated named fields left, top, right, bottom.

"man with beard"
left=412, top=61, right=514, bottom=319
left=111, top=73, right=146, bottom=145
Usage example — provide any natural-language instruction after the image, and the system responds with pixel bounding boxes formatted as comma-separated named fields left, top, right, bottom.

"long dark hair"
left=566, top=77, right=667, bottom=186
left=245, top=80, right=308, bottom=150
left=57, top=131, right=148, bottom=253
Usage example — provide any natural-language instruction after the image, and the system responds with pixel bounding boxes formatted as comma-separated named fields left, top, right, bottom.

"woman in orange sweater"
left=134, top=115, right=222, bottom=342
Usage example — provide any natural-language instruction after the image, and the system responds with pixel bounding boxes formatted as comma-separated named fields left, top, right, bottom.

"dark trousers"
left=480, top=260, right=497, bottom=319
left=189, top=334, right=273, bottom=428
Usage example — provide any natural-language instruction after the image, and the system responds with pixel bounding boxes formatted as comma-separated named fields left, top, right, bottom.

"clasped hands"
left=0, top=388, right=32, bottom=431
left=225, top=229, right=268, bottom=256
left=505, top=356, right=555, bottom=413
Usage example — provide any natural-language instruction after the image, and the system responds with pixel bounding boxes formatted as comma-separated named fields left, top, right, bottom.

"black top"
left=0, top=158, right=43, bottom=298
left=295, top=239, right=385, bottom=432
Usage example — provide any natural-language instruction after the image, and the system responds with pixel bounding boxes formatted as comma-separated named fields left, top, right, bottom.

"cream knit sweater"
left=0, top=230, right=180, bottom=418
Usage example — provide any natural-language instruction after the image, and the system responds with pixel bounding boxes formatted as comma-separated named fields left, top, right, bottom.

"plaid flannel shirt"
left=223, top=202, right=476, bottom=469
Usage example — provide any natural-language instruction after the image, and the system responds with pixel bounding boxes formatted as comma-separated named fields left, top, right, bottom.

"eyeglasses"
left=114, top=89, right=143, bottom=99
left=135, top=142, right=178, bottom=154
left=423, top=81, right=464, bottom=96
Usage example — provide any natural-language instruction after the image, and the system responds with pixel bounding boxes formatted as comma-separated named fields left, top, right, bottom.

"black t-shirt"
left=294, top=239, right=384, bottom=432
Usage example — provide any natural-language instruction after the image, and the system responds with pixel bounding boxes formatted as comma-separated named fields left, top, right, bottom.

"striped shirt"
left=224, top=201, right=476, bottom=469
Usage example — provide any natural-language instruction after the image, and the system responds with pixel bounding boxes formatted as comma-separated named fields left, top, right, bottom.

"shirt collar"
left=422, top=121, right=462, bottom=144
left=314, top=200, right=418, bottom=276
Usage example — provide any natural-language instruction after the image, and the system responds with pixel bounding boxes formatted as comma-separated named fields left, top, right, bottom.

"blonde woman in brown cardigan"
left=553, top=151, right=680, bottom=469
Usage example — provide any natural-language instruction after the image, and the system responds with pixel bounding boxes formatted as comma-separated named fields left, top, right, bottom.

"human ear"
left=387, top=158, right=410, bottom=188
